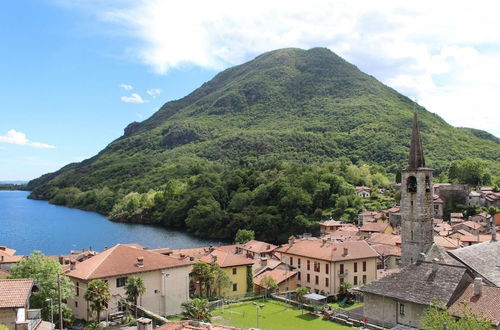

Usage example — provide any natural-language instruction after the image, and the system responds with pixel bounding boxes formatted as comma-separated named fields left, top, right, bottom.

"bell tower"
left=401, top=113, right=434, bottom=266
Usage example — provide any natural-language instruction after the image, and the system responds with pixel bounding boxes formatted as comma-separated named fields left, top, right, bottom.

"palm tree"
left=181, top=298, right=211, bottom=322
left=125, top=276, right=146, bottom=317
left=84, top=279, right=111, bottom=322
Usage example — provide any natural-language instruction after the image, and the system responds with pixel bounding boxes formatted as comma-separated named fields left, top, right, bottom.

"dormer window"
left=407, top=176, right=417, bottom=193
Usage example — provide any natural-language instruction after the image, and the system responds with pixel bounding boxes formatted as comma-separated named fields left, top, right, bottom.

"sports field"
left=212, top=300, right=352, bottom=330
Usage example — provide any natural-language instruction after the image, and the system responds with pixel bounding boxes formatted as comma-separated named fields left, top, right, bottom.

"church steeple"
left=407, top=113, right=425, bottom=169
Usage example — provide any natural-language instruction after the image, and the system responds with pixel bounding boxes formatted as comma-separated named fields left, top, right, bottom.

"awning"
left=303, top=293, right=327, bottom=301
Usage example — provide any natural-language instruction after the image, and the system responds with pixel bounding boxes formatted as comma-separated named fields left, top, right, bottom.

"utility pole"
left=57, top=273, right=63, bottom=330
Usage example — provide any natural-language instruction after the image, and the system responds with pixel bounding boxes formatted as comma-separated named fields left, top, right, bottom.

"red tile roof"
left=459, top=235, right=493, bottom=243
left=0, top=279, right=35, bottom=308
left=199, top=249, right=254, bottom=268
left=370, top=244, right=401, bottom=257
left=276, top=238, right=379, bottom=262
left=67, top=244, right=193, bottom=280
left=254, top=268, right=297, bottom=287
left=360, top=222, right=390, bottom=233
left=449, top=283, right=500, bottom=325
left=367, top=233, right=401, bottom=246
left=238, top=240, right=277, bottom=254
left=0, top=246, right=16, bottom=256
left=320, top=220, right=343, bottom=227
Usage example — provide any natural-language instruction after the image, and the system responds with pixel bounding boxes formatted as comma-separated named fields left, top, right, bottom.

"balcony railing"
left=338, top=270, right=348, bottom=277
left=27, top=309, right=42, bottom=330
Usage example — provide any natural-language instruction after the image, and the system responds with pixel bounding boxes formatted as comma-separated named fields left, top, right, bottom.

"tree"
left=208, top=264, right=230, bottom=297
left=421, top=301, right=491, bottom=330
left=259, top=275, right=278, bottom=298
left=0, top=324, right=8, bottom=330
left=125, top=276, right=146, bottom=317
left=191, top=262, right=213, bottom=298
left=338, top=281, right=352, bottom=298
left=234, top=229, right=255, bottom=244
left=8, top=251, right=74, bottom=323
left=84, top=279, right=111, bottom=322
left=295, top=287, right=309, bottom=304
left=181, top=298, right=211, bottom=322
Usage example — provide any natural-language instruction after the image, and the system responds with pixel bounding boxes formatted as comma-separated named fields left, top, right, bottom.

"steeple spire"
left=407, top=113, right=425, bottom=169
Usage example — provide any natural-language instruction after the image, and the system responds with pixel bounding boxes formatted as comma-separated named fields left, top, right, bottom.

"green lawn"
left=328, top=302, right=364, bottom=311
left=212, top=300, right=352, bottom=330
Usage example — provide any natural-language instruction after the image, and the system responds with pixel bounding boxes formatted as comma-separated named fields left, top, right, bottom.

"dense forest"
left=27, top=47, right=500, bottom=242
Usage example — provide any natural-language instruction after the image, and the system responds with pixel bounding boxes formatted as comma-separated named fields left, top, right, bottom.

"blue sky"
left=1, top=0, right=499, bottom=181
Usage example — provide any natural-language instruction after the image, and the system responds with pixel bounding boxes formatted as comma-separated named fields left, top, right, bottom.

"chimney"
left=137, top=317, right=153, bottom=330
left=321, top=238, right=327, bottom=247
left=208, top=245, right=214, bottom=253
left=211, top=255, right=218, bottom=263
left=432, top=258, right=439, bottom=273
left=0, top=246, right=5, bottom=251
left=288, top=236, right=295, bottom=247
left=343, top=248, right=348, bottom=256
left=491, top=218, right=497, bottom=242
left=137, top=256, right=144, bottom=267
left=70, top=260, right=76, bottom=271
left=474, top=277, right=482, bottom=296
left=58, top=256, right=64, bottom=264
left=260, top=258, right=267, bottom=266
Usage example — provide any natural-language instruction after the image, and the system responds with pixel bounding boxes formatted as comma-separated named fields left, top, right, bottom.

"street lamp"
left=252, top=302, right=264, bottom=328
left=45, top=298, right=53, bottom=329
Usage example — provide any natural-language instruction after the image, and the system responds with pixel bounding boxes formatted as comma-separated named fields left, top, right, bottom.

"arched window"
left=425, top=176, right=431, bottom=193
left=407, top=176, right=417, bottom=193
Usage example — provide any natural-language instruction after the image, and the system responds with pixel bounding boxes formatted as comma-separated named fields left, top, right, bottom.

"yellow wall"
left=219, top=265, right=250, bottom=297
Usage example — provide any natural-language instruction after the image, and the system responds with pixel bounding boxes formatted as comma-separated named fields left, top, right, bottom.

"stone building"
left=400, top=114, right=434, bottom=266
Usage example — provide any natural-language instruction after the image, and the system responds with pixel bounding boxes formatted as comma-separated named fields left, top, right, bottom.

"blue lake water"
left=0, top=190, right=225, bottom=255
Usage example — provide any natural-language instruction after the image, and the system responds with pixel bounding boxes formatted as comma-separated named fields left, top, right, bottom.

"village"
left=2, top=116, right=500, bottom=330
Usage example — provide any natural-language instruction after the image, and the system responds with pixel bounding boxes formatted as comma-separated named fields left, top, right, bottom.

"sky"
left=1, top=0, right=499, bottom=181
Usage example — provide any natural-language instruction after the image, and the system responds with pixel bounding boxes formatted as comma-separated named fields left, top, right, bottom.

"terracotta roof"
left=461, top=221, right=484, bottom=230
left=450, top=218, right=463, bottom=223
left=449, top=283, right=500, bottom=325
left=158, top=321, right=241, bottom=330
left=0, top=246, right=16, bottom=256
left=355, top=186, right=371, bottom=192
left=252, top=258, right=284, bottom=276
left=370, top=244, right=401, bottom=257
left=0, top=279, right=35, bottom=308
left=324, top=231, right=361, bottom=242
left=276, top=238, right=379, bottom=262
left=433, top=195, right=444, bottom=203
left=214, top=245, right=239, bottom=254
left=169, top=247, right=212, bottom=261
left=67, top=244, right=193, bottom=280
left=338, top=224, right=360, bottom=232
left=451, top=213, right=464, bottom=218
left=448, top=241, right=500, bottom=287
left=199, top=249, right=254, bottom=268
left=254, top=268, right=297, bottom=287
left=150, top=248, right=173, bottom=255
left=434, top=236, right=461, bottom=250
left=320, top=220, right=343, bottom=227
left=0, top=252, right=24, bottom=263
left=360, top=222, right=390, bottom=233
left=238, top=240, right=277, bottom=254
left=367, top=233, right=401, bottom=246
left=459, top=235, right=493, bottom=243
left=384, top=207, right=400, bottom=214
left=358, top=262, right=471, bottom=306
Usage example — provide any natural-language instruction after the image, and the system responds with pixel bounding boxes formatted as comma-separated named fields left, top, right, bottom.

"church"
left=357, top=114, right=500, bottom=329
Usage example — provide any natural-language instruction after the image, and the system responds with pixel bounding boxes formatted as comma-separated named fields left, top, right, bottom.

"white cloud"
left=0, top=146, right=6, bottom=150
left=146, top=88, right=161, bottom=98
left=0, top=129, right=56, bottom=149
left=63, top=0, right=500, bottom=136
left=121, top=93, right=147, bottom=104
left=120, top=83, right=133, bottom=90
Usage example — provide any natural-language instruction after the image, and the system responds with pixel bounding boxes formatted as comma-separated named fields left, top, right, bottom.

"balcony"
left=338, top=270, right=348, bottom=278
left=16, top=309, right=42, bottom=330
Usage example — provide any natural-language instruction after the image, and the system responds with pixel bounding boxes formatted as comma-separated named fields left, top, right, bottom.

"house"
left=253, top=268, right=298, bottom=294
left=357, top=261, right=473, bottom=329
left=359, top=222, right=393, bottom=238
left=319, top=220, right=343, bottom=234
left=370, top=244, right=401, bottom=270
left=0, top=246, right=24, bottom=271
left=357, top=211, right=384, bottom=225
left=0, top=279, right=48, bottom=330
left=450, top=212, right=464, bottom=219
left=235, top=240, right=277, bottom=259
left=468, top=190, right=484, bottom=207
left=198, top=249, right=254, bottom=298
left=448, top=240, right=500, bottom=287
left=276, top=236, right=379, bottom=295
left=469, top=212, right=491, bottom=224
left=459, top=234, right=495, bottom=246
left=355, top=186, right=371, bottom=198
left=481, top=188, right=500, bottom=208
left=452, top=221, right=485, bottom=235
left=66, top=244, right=193, bottom=320
left=432, top=195, right=444, bottom=219
left=366, top=233, right=401, bottom=247
left=448, top=279, right=500, bottom=329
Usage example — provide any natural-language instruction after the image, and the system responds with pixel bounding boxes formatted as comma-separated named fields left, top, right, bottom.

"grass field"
left=329, top=302, right=364, bottom=311
left=212, top=300, right=352, bottom=330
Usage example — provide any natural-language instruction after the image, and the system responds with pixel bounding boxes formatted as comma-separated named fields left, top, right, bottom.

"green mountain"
left=27, top=48, right=500, bottom=241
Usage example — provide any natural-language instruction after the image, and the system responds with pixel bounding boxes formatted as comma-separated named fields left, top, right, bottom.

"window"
left=75, top=282, right=79, bottom=296
left=407, top=176, right=417, bottom=193
left=362, top=275, right=367, bottom=284
left=307, top=274, right=310, bottom=283
left=325, top=278, right=329, bottom=287
left=232, top=268, right=237, bottom=275
left=75, top=301, right=78, bottom=308
left=399, top=303, right=405, bottom=316
left=362, top=261, right=366, bottom=272
left=307, top=260, right=310, bottom=270
left=325, top=264, right=329, bottom=275
left=339, top=264, right=344, bottom=274
left=425, top=176, right=431, bottom=192
left=411, top=230, right=414, bottom=240
left=315, top=275, right=319, bottom=285
left=314, top=262, right=320, bottom=272
left=354, top=262, right=358, bottom=273
left=353, top=276, right=358, bottom=285
left=232, top=283, right=238, bottom=292
left=298, top=258, right=301, bottom=268
left=298, top=272, right=301, bottom=281
left=116, top=277, right=127, bottom=288
left=290, top=257, right=293, bottom=266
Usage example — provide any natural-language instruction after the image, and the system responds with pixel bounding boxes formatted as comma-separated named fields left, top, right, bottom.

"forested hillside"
left=28, top=48, right=500, bottom=242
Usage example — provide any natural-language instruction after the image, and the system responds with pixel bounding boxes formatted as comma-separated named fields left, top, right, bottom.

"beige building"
left=66, top=244, right=193, bottom=320
left=275, top=237, right=378, bottom=295
left=0, top=279, right=46, bottom=330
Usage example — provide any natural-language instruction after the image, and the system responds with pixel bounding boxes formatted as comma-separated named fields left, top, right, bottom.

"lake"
left=0, top=190, right=226, bottom=255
